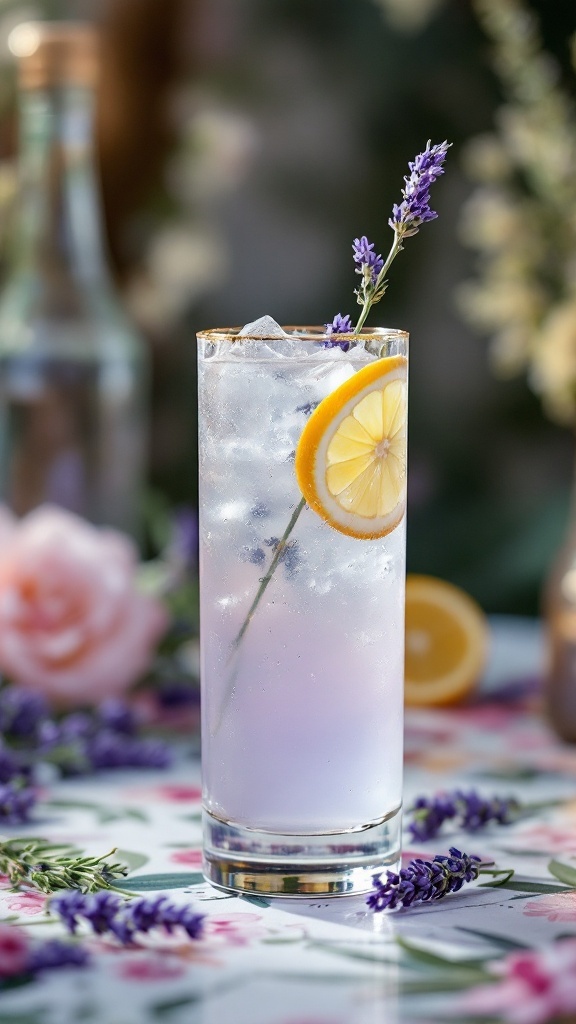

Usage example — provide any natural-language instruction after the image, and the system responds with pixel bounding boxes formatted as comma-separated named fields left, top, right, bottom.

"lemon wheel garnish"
left=294, top=354, right=408, bottom=539
left=404, top=575, right=489, bottom=706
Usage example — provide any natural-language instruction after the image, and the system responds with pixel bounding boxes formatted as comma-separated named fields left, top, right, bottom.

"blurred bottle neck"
left=14, top=83, right=110, bottom=287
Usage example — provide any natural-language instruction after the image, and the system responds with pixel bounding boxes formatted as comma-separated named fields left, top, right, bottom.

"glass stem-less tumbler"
left=198, top=325, right=408, bottom=896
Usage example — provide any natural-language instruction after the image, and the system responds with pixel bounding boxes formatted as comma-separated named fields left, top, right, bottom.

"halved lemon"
left=404, top=575, right=489, bottom=706
left=294, top=355, right=408, bottom=539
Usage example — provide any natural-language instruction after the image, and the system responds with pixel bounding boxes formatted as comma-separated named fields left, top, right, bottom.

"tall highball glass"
left=198, top=325, right=408, bottom=896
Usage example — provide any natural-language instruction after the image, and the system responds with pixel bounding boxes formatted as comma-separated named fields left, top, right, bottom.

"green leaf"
left=548, top=859, right=576, bottom=887
left=397, top=935, right=490, bottom=969
left=455, top=926, right=531, bottom=950
left=114, top=850, right=149, bottom=874
left=151, top=995, right=200, bottom=1018
left=496, top=879, right=572, bottom=894
left=120, top=872, right=204, bottom=891
left=46, top=800, right=148, bottom=825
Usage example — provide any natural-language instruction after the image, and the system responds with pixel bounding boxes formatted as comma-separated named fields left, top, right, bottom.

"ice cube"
left=239, top=315, right=293, bottom=339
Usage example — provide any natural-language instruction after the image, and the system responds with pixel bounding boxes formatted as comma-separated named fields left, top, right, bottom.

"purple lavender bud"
left=53, top=891, right=204, bottom=945
left=51, top=890, right=89, bottom=933
left=97, top=699, right=137, bottom=736
left=26, top=938, right=89, bottom=973
left=0, top=746, right=33, bottom=785
left=323, top=313, right=353, bottom=351
left=86, top=731, right=172, bottom=771
left=59, top=712, right=94, bottom=740
left=0, top=780, right=36, bottom=823
left=367, top=847, right=481, bottom=912
left=352, top=236, right=384, bottom=283
left=407, top=794, right=458, bottom=842
left=0, top=687, right=49, bottom=738
left=82, top=892, right=124, bottom=935
left=407, top=789, right=520, bottom=842
left=388, top=140, right=450, bottom=238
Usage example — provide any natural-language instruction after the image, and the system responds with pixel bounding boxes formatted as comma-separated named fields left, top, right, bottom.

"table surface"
left=2, top=616, right=576, bottom=1024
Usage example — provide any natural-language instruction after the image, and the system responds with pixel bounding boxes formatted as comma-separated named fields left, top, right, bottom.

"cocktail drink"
left=198, top=324, right=408, bottom=896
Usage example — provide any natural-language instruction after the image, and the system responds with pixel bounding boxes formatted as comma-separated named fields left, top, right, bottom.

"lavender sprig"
left=323, top=313, right=353, bottom=351
left=408, top=789, right=521, bottom=842
left=0, top=685, right=172, bottom=803
left=0, top=837, right=129, bottom=894
left=367, top=847, right=481, bottom=912
left=52, top=890, right=205, bottom=945
left=25, top=937, right=89, bottom=974
left=327, top=139, right=451, bottom=335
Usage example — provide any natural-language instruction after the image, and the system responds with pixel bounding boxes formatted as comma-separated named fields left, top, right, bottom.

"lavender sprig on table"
left=0, top=685, right=172, bottom=822
left=25, top=937, right=89, bottom=974
left=52, top=890, right=205, bottom=944
left=367, top=847, right=481, bottom=912
left=0, top=837, right=129, bottom=894
left=0, top=924, right=89, bottom=983
left=408, top=789, right=521, bottom=842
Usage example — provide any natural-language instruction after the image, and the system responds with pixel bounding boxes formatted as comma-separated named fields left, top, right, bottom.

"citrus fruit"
left=404, top=575, right=489, bottom=706
left=294, top=354, right=408, bottom=539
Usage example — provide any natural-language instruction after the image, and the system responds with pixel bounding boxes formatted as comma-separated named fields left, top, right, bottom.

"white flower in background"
left=168, top=104, right=259, bottom=208
left=461, top=134, right=513, bottom=183
left=459, top=188, right=527, bottom=251
left=126, top=224, right=229, bottom=332
left=530, top=300, right=576, bottom=423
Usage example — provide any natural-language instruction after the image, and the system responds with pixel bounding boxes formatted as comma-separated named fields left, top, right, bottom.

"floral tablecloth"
left=2, top=616, right=576, bottom=1024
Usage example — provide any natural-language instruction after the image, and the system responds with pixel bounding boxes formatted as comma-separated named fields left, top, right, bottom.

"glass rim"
left=196, top=325, right=409, bottom=343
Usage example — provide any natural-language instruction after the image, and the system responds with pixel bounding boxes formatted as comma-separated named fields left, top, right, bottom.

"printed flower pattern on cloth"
left=117, top=954, right=186, bottom=981
left=504, top=824, right=576, bottom=854
left=123, top=784, right=202, bottom=803
left=2, top=891, right=46, bottom=916
left=523, top=892, right=576, bottom=922
left=202, top=913, right=270, bottom=946
left=460, top=940, right=576, bottom=1024
left=0, top=924, right=29, bottom=977
left=169, top=849, right=203, bottom=867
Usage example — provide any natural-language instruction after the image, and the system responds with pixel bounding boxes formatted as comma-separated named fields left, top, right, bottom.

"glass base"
left=202, top=806, right=402, bottom=897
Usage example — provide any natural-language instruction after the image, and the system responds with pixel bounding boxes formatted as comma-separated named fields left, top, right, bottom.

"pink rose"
left=0, top=924, right=29, bottom=977
left=0, top=505, right=167, bottom=706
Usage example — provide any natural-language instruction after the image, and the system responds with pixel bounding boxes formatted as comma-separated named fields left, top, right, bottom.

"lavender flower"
left=389, top=139, right=451, bottom=239
left=34, top=699, right=172, bottom=776
left=86, top=731, right=172, bottom=771
left=52, top=890, right=205, bottom=944
left=367, top=847, right=481, bottom=912
left=97, top=699, right=137, bottom=735
left=408, top=789, right=521, bottom=842
left=323, top=313, right=354, bottom=351
left=352, top=236, right=384, bottom=283
left=323, top=141, right=450, bottom=336
left=0, top=780, right=36, bottom=824
left=0, top=687, right=49, bottom=738
left=26, top=938, right=89, bottom=973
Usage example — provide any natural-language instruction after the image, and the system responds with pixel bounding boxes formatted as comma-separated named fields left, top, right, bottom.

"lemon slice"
left=294, top=355, right=408, bottom=539
left=404, top=575, right=489, bottom=706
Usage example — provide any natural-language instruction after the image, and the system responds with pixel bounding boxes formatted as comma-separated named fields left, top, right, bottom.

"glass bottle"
left=0, top=22, right=147, bottom=536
